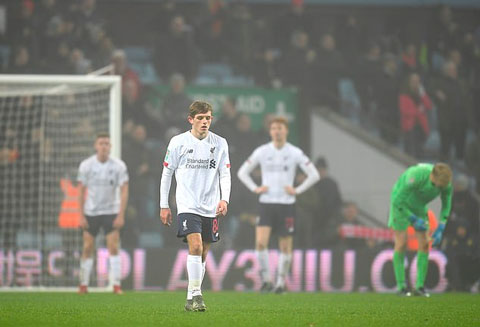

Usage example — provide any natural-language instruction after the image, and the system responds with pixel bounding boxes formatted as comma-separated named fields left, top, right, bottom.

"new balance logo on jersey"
left=209, top=159, right=216, bottom=169
left=183, top=220, right=187, bottom=231
left=188, top=149, right=193, bottom=153
left=210, top=147, right=215, bottom=153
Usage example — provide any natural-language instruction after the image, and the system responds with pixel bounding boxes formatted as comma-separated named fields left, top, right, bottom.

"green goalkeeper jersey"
left=390, top=163, right=452, bottom=223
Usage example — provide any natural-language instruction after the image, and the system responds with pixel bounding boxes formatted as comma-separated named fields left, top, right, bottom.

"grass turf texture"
left=1, top=292, right=478, bottom=326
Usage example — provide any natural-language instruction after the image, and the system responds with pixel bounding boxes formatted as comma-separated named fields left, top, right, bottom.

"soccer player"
left=237, top=116, right=320, bottom=294
left=389, top=163, right=452, bottom=297
left=159, top=100, right=231, bottom=312
left=77, top=133, right=129, bottom=294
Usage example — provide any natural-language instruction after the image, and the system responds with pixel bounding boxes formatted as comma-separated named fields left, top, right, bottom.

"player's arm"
left=77, top=162, right=88, bottom=229
left=113, top=162, right=129, bottom=229
left=78, top=182, right=88, bottom=229
left=432, top=183, right=453, bottom=246
left=159, top=142, right=178, bottom=226
left=439, top=183, right=453, bottom=225
left=217, top=141, right=231, bottom=217
left=237, top=149, right=267, bottom=194
left=113, top=182, right=129, bottom=229
left=287, top=155, right=320, bottom=195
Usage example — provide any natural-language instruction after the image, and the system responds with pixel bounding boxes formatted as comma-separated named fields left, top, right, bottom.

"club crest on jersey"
left=188, top=149, right=193, bottom=153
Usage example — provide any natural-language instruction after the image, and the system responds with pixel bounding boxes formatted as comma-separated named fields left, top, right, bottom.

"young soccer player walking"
left=159, top=101, right=231, bottom=311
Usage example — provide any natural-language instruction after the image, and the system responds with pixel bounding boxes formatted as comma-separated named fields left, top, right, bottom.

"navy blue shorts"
left=84, top=214, right=117, bottom=237
left=258, top=203, right=296, bottom=236
left=177, top=213, right=220, bottom=243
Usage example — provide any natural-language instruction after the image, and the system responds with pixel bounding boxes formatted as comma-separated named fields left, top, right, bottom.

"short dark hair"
left=315, top=157, right=328, bottom=169
left=189, top=100, right=213, bottom=118
left=96, top=132, right=110, bottom=139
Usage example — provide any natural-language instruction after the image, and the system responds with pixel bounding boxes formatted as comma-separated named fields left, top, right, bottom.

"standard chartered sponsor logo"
left=186, top=158, right=210, bottom=169
left=265, top=164, right=288, bottom=172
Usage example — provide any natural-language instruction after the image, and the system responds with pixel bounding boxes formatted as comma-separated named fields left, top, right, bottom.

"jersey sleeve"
left=296, top=150, right=312, bottom=171
left=77, top=161, right=88, bottom=185
left=237, top=147, right=262, bottom=192
left=117, top=161, right=129, bottom=186
left=218, top=138, right=231, bottom=172
left=218, top=139, right=231, bottom=203
left=247, top=147, right=261, bottom=167
left=295, top=150, right=320, bottom=194
left=440, top=183, right=453, bottom=223
left=163, top=138, right=180, bottom=170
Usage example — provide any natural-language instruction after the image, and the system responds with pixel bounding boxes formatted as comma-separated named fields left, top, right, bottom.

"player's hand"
left=113, top=214, right=125, bottom=229
left=284, top=186, right=296, bottom=195
left=432, top=223, right=445, bottom=247
left=216, top=200, right=228, bottom=217
left=160, top=208, right=172, bottom=226
left=254, top=186, right=269, bottom=194
left=408, top=215, right=427, bottom=231
left=79, top=215, right=89, bottom=230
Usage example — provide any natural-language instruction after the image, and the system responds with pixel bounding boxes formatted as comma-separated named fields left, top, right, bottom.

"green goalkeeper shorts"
left=388, top=204, right=429, bottom=231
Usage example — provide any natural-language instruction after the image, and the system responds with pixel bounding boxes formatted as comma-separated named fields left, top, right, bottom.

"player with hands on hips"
left=237, top=116, right=320, bottom=294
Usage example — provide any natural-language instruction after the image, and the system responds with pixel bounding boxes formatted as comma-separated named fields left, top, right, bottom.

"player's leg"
left=389, top=205, right=411, bottom=296
left=177, top=213, right=206, bottom=311
left=273, top=204, right=295, bottom=294
left=186, top=241, right=210, bottom=307
left=275, top=235, right=293, bottom=294
left=79, top=230, right=95, bottom=293
left=201, top=242, right=210, bottom=285
left=79, top=215, right=99, bottom=294
left=413, top=230, right=430, bottom=297
left=393, top=230, right=409, bottom=295
left=187, top=216, right=220, bottom=311
left=256, top=225, right=273, bottom=291
left=256, top=203, right=274, bottom=291
left=106, top=227, right=122, bottom=294
left=186, top=232, right=206, bottom=311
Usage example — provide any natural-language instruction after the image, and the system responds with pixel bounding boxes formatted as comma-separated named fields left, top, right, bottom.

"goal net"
left=0, top=75, right=121, bottom=289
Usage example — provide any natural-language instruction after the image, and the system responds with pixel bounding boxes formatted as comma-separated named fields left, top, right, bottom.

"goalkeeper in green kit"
left=389, top=163, right=452, bottom=297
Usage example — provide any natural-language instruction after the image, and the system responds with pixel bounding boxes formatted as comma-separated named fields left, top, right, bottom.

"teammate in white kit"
left=237, top=117, right=319, bottom=294
left=160, top=101, right=231, bottom=312
left=77, top=133, right=129, bottom=294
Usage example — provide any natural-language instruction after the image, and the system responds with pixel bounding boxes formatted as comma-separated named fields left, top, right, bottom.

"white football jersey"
left=161, top=131, right=231, bottom=217
left=238, top=142, right=317, bottom=204
left=77, top=155, right=129, bottom=216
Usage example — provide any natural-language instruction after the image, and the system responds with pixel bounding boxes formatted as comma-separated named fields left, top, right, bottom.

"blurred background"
left=0, top=0, right=479, bottom=292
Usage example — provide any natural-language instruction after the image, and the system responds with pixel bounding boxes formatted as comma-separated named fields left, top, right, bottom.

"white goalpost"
left=0, top=74, right=121, bottom=290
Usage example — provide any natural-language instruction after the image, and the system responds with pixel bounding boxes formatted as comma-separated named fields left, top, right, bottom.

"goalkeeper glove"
left=408, top=215, right=427, bottom=231
left=432, top=223, right=445, bottom=247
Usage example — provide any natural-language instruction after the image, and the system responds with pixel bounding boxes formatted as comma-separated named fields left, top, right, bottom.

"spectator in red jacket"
left=398, top=72, right=432, bottom=158
left=111, top=49, right=141, bottom=103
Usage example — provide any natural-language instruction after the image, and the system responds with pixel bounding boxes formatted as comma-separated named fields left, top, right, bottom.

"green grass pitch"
left=1, top=291, right=478, bottom=326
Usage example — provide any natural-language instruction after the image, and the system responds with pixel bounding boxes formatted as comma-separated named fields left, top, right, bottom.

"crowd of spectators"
left=3, top=1, right=480, bottom=159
